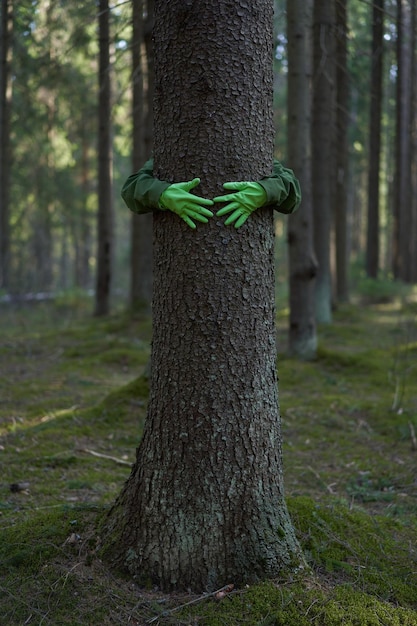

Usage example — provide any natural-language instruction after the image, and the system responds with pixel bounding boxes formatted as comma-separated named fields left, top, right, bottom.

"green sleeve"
left=258, top=158, right=302, bottom=215
left=120, top=158, right=171, bottom=215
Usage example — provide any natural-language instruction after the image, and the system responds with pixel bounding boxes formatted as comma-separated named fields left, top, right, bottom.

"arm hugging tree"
left=100, top=0, right=304, bottom=591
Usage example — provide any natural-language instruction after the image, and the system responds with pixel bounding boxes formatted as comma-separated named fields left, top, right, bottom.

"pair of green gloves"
left=159, top=178, right=265, bottom=229
left=121, top=158, right=301, bottom=228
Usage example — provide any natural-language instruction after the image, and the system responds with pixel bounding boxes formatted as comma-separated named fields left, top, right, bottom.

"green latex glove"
left=214, top=182, right=267, bottom=228
left=159, top=179, right=214, bottom=229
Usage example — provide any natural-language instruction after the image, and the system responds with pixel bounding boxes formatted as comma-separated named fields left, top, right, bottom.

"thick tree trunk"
left=287, top=0, right=317, bottom=359
left=101, top=0, right=304, bottom=591
left=95, top=0, right=113, bottom=316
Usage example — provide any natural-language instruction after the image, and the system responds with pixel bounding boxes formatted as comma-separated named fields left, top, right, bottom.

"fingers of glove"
left=177, top=204, right=213, bottom=219
left=181, top=214, right=197, bottom=229
left=176, top=177, right=201, bottom=192
left=213, top=194, right=240, bottom=206
left=222, top=181, right=248, bottom=191
left=224, top=209, right=247, bottom=226
left=216, top=202, right=240, bottom=217
left=194, top=206, right=214, bottom=218
left=234, top=212, right=250, bottom=228
left=172, top=190, right=214, bottom=207
left=186, top=195, right=214, bottom=207
left=184, top=208, right=210, bottom=223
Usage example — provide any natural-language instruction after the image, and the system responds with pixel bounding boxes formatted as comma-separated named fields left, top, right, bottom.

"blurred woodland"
left=0, top=0, right=416, bottom=316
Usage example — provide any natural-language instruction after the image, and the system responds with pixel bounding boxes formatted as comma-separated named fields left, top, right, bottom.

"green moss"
left=176, top=581, right=417, bottom=625
left=288, top=497, right=417, bottom=607
left=1, top=298, right=416, bottom=624
left=100, top=374, right=149, bottom=407
left=1, top=509, right=72, bottom=573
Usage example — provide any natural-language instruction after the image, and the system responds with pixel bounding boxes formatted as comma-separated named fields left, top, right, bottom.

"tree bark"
left=411, top=0, right=417, bottom=283
left=334, top=0, right=349, bottom=302
left=393, top=0, right=412, bottom=281
left=0, top=0, right=12, bottom=290
left=366, top=0, right=383, bottom=279
left=101, top=0, right=304, bottom=591
left=312, top=0, right=335, bottom=323
left=287, top=0, right=318, bottom=359
left=130, top=0, right=153, bottom=311
left=95, top=0, right=113, bottom=316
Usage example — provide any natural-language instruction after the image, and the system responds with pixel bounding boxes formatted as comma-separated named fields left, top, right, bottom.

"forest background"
left=1, top=0, right=416, bottom=311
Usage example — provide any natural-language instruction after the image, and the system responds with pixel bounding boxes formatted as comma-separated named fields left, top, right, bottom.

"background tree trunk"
left=312, top=0, right=335, bottom=323
left=287, top=0, right=317, bottom=359
left=130, top=0, right=154, bottom=312
left=411, top=0, right=417, bottom=283
left=334, top=0, right=350, bottom=302
left=101, top=0, right=304, bottom=592
left=95, top=0, right=113, bottom=316
left=366, top=0, right=384, bottom=279
left=393, top=0, right=412, bottom=282
left=0, top=0, right=12, bottom=290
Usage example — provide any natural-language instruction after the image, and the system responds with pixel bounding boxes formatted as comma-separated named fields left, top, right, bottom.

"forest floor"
left=0, top=290, right=417, bottom=625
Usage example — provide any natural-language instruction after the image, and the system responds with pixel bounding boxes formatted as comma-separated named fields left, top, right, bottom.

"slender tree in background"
left=95, top=0, right=113, bottom=316
left=334, top=0, right=350, bottom=302
left=411, top=0, right=417, bottom=283
left=393, top=0, right=412, bottom=282
left=312, top=0, right=335, bottom=323
left=366, top=0, right=384, bottom=279
left=101, top=0, right=304, bottom=591
left=130, top=0, right=154, bottom=311
left=0, top=0, right=12, bottom=291
left=287, top=0, right=317, bottom=359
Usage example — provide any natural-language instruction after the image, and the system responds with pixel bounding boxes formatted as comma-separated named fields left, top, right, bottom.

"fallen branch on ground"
left=77, top=448, right=132, bottom=466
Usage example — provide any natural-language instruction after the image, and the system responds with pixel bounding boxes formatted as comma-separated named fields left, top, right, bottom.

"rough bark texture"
left=411, top=0, right=417, bottom=283
left=130, top=0, right=154, bottom=311
left=393, top=0, right=412, bottom=282
left=95, top=0, right=113, bottom=316
left=312, top=0, right=335, bottom=323
left=287, top=0, right=317, bottom=360
left=101, top=0, right=304, bottom=592
left=334, top=0, right=349, bottom=302
left=366, top=0, right=383, bottom=279
left=0, top=0, right=12, bottom=290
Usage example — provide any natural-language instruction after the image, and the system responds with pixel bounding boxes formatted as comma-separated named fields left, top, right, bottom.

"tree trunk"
left=0, top=0, right=12, bottom=290
left=287, top=0, right=317, bottom=359
left=130, top=0, right=153, bottom=311
left=334, top=0, right=349, bottom=302
left=366, top=0, right=384, bottom=279
left=411, top=0, right=417, bottom=283
left=101, top=0, right=304, bottom=591
left=312, top=0, right=335, bottom=323
left=95, top=0, right=113, bottom=316
left=393, top=0, right=412, bottom=281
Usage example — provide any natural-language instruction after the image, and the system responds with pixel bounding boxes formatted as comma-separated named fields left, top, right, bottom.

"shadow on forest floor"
left=0, top=292, right=417, bottom=625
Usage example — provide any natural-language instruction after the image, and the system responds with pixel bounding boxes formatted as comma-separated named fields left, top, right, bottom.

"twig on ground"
left=146, top=584, right=235, bottom=624
left=77, top=448, right=132, bottom=466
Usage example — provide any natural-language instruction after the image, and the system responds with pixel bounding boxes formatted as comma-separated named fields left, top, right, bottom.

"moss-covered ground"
left=0, top=291, right=416, bottom=625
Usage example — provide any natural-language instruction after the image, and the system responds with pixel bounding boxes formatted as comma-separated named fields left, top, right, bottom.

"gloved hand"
left=214, top=181, right=267, bottom=228
left=159, top=179, right=214, bottom=229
